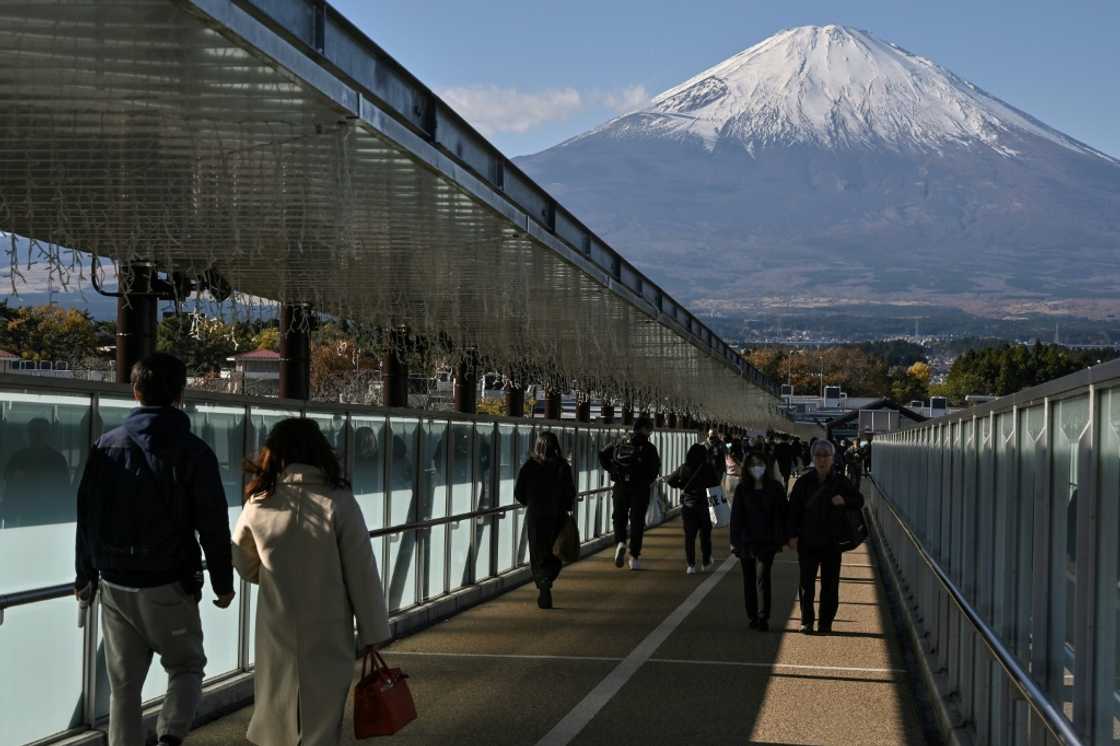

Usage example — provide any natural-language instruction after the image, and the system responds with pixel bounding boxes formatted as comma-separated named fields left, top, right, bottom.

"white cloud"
left=439, top=85, right=583, bottom=136
left=595, top=84, right=651, bottom=115
left=438, top=83, right=650, bottom=136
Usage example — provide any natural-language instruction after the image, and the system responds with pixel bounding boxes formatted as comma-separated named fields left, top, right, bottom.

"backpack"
left=91, top=437, right=194, bottom=576
left=611, top=439, right=646, bottom=485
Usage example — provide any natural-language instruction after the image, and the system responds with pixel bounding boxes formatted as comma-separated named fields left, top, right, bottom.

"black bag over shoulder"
left=91, top=438, right=194, bottom=575
left=807, top=476, right=867, bottom=553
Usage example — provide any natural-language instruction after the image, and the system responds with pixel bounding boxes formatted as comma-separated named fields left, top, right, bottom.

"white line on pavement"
left=387, top=650, right=624, bottom=663
left=534, top=555, right=738, bottom=746
left=385, top=650, right=906, bottom=676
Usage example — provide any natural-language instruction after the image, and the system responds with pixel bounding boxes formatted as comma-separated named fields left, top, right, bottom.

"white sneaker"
left=629, top=557, right=641, bottom=571
left=686, top=565, right=696, bottom=575
left=614, top=543, right=627, bottom=568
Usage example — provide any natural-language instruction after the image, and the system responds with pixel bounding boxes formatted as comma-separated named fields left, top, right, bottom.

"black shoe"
left=748, top=618, right=761, bottom=630
left=800, top=623, right=814, bottom=634
left=537, top=586, right=553, bottom=609
left=757, top=619, right=770, bottom=632
left=818, top=624, right=832, bottom=635
left=158, top=737, right=183, bottom=746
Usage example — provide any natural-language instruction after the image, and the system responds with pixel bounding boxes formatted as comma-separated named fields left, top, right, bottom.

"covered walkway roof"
left=0, top=0, right=782, bottom=426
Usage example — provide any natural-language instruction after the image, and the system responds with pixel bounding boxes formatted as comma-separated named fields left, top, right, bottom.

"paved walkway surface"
left=192, top=518, right=929, bottom=745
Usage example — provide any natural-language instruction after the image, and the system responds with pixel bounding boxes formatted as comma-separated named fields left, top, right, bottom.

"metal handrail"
left=0, top=487, right=620, bottom=613
left=367, top=486, right=613, bottom=538
left=867, top=474, right=1084, bottom=746
left=0, top=583, right=75, bottom=613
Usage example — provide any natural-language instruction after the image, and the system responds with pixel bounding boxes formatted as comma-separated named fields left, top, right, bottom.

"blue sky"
left=331, top=0, right=1119, bottom=158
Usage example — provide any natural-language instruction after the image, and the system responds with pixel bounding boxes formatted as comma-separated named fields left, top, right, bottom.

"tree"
left=157, top=313, right=255, bottom=376
left=0, top=304, right=97, bottom=364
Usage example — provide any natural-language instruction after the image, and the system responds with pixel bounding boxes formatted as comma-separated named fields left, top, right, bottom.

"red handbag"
left=354, top=650, right=417, bottom=738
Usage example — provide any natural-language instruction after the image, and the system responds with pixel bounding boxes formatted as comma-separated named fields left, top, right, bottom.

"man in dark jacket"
left=75, top=353, right=235, bottom=746
left=600, top=416, right=660, bottom=570
left=787, top=439, right=864, bottom=635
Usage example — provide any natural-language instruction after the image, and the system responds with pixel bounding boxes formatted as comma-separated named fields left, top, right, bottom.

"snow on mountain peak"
left=587, top=25, right=1112, bottom=162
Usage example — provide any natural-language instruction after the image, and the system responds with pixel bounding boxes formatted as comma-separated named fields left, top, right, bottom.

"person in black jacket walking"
left=515, top=431, right=576, bottom=609
left=730, top=450, right=788, bottom=631
left=787, top=439, right=864, bottom=635
left=599, top=417, right=661, bottom=571
left=667, top=442, right=720, bottom=574
left=74, top=353, right=235, bottom=746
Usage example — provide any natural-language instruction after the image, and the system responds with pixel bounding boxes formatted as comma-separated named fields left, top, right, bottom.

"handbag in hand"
left=554, top=514, right=581, bottom=563
left=354, top=650, right=417, bottom=738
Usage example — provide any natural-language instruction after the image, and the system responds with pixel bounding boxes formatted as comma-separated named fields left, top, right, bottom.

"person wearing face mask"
left=787, top=439, right=864, bottom=635
left=729, top=450, right=788, bottom=631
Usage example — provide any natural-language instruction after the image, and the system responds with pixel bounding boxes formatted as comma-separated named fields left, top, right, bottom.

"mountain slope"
left=516, top=25, right=1120, bottom=317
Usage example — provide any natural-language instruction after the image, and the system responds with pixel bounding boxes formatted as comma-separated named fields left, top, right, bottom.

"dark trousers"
left=740, top=552, right=775, bottom=621
left=681, top=502, right=712, bottom=566
left=798, top=546, right=843, bottom=627
left=612, top=487, right=650, bottom=557
left=527, top=510, right=561, bottom=588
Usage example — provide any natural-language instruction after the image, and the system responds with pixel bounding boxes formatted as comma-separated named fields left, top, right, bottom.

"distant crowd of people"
left=64, top=351, right=870, bottom=745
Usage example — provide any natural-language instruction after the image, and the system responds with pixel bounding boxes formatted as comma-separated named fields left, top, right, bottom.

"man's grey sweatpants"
left=100, top=581, right=207, bottom=746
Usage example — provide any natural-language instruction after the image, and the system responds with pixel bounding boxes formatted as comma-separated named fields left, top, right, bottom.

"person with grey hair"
left=787, top=437, right=864, bottom=635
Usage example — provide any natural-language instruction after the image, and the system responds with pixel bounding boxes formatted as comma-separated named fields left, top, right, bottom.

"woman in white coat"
left=233, top=418, right=391, bottom=746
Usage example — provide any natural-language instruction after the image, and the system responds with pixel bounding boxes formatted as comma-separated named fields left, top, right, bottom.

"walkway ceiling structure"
left=0, top=0, right=783, bottom=426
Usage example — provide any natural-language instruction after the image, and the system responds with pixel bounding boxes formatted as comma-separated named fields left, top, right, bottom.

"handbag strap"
left=361, top=649, right=390, bottom=678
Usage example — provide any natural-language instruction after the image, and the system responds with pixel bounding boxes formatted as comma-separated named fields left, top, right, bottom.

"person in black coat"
left=787, top=439, right=865, bottom=635
left=666, top=442, right=721, bottom=573
left=515, top=431, right=576, bottom=609
left=730, top=449, right=788, bottom=631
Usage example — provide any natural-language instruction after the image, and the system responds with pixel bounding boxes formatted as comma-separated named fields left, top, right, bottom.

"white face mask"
left=749, top=465, right=767, bottom=479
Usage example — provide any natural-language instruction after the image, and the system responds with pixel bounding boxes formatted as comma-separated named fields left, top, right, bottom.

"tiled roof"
left=230, top=348, right=281, bottom=360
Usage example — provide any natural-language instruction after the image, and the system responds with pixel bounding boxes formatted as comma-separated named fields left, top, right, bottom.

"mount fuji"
left=515, top=25, right=1120, bottom=320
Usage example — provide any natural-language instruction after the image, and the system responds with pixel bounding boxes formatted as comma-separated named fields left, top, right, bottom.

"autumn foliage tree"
left=745, top=346, right=890, bottom=397
left=0, top=303, right=97, bottom=364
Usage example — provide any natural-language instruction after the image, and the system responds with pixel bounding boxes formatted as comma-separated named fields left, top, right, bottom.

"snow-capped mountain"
left=516, top=25, right=1120, bottom=316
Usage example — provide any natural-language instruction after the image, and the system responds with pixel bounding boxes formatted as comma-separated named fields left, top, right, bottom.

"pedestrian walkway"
left=192, top=518, right=929, bottom=745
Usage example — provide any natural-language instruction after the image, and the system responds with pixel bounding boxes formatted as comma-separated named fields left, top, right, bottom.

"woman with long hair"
left=666, top=442, right=721, bottom=574
left=729, top=449, right=788, bottom=631
left=232, top=418, right=390, bottom=745
left=514, top=431, right=576, bottom=609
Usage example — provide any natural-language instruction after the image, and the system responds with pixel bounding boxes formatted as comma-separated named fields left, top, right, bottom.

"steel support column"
left=454, top=355, right=479, bottom=414
left=622, top=404, right=634, bottom=426
left=279, top=304, right=311, bottom=400
left=575, top=399, right=591, bottom=422
left=504, top=383, right=525, bottom=418
left=655, top=412, right=666, bottom=429
left=545, top=389, right=562, bottom=421
left=115, top=263, right=158, bottom=384
left=601, top=402, right=615, bottom=424
left=382, top=328, right=409, bottom=408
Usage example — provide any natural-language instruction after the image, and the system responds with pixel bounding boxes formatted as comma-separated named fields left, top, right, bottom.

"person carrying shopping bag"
left=514, top=431, right=577, bottom=609
left=666, top=442, right=722, bottom=574
left=233, top=418, right=391, bottom=746
left=729, top=450, right=788, bottom=631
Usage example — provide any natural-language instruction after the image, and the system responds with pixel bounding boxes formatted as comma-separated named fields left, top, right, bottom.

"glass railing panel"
left=448, top=516, right=472, bottom=592
left=0, top=597, right=85, bottom=746
left=418, top=418, right=449, bottom=601
left=386, top=417, right=419, bottom=612
left=1095, top=385, right=1120, bottom=743
left=1017, top=405, right=1046, bottom=670
left=447, top=423, right=473, bottom=592
left=350, top=415, right=387, bottom=589
left=495, top=506, right=514, bottom=574
left=246, top=407, right=300, bottom=458
left=304, top=411, right=347, bottom=468
left=1049, top=395, right=1088, bottom=720
left=421, top=525, right=447, bottom=601
left=473, top=423, right=495, bottom=582
left=0, top=391, right=91, bottom=592
left=97, top=396, right=136, bottom=433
